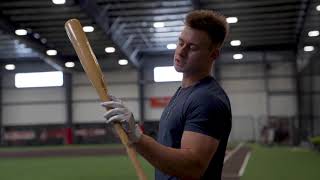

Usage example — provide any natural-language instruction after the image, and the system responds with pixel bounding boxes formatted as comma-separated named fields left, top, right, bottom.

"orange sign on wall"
left=150, top=96, right=171, bottom=108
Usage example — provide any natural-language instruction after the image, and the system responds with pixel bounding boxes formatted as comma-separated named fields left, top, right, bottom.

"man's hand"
left=101, top=96, right=142, bottom=144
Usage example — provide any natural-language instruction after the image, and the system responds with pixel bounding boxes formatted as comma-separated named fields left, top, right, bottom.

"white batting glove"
left=101, top=96, right=142, bottom=144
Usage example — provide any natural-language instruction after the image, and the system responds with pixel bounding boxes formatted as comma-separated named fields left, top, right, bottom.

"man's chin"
left=174, top=65, right=183, bottom=72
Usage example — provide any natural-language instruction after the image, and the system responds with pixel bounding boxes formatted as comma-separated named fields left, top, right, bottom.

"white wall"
left=267, top=62, right=297, bottom=117
left=1, top=53, right=299, bottom=142
left=1, top=69, right=140, bottom=126
left=72, top=70, right=140, bottom=123
left=219, top=61, right=297, bottom=141
left=142, top=54, right=180, bottom=121
left=2, top=73, right=66, bottom=125
left=141, top=53, right=297, bottom=141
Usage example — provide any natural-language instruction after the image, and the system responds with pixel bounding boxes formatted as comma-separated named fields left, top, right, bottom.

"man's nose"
left=177, top=44, right=188, bottom=57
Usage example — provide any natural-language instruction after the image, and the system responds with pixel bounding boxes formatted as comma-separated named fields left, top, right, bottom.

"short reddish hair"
left=185, top=10, right=229, bottom=48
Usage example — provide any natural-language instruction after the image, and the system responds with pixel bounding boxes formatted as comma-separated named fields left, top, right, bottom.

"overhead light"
left=308, top=30, right=319, bottom=37
left=15, top=29, right=27, bottom=36
left=41, top=38, right=47, bottom=44
left=105, top=47, right=115, bottom=53
left=65, top=62, right=75, bottom=68
left=153, top=22, right=165, bottom=28
left=227, top=17, right=238, bottom=24
left=167, top=43, right=177, bottom=50
left=230, top=40, right=241, bottom=46
left=233, top=53, right=243, bottom=60
left=52, top=0, right=65, bottom=4
left=83, top=26, right=94, bottom=32
left=317, top=5, right=320, bottom=11
left=118, top=59, right=128, bottom=65
left=46, top=49, right=57, bottom=56
left=33, top=33, right=40, bottom=39
left=304, top=46, right=314, bottom=52
left=5, top=64, right=15, bottom=70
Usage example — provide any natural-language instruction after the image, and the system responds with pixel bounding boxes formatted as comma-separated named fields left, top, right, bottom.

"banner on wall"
left=75, top=128, right=106, bottom=137
left=4, top=130, right=36, bottom=141
left=150, top=96, right=171, bottom=108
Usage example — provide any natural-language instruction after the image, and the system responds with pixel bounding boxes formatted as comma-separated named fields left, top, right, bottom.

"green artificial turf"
left=0, top=144, right=123, bottom=152
left=0, top=155, right=154, bottom=180
left=242, top=144, right=320, bottom=180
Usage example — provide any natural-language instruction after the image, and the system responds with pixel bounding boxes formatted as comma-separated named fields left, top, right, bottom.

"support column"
left=309, top=63, right=314, bottom=137
left=0, top=74, right=2, bottom=145
left=263, top=52, right=271, bottom=118
left=214, top=60, right=221, bottom=83
left=294, top=60, right=302, bottom=145
left=64, top=73, right=73, bottom=144
left=138, top=68, right=145, bottom=125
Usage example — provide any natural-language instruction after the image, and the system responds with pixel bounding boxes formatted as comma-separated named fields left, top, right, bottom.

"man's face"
left=173, top=26, right=217, bottom=74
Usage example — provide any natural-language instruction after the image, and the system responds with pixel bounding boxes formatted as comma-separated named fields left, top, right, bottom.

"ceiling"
left=0, top=0, right=319, bottom=71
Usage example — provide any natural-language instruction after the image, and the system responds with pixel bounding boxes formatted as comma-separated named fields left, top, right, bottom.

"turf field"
left=242, top=144, right=320, bottom=180
left=0, top=144, right=319, bottom=180
left=0, top=155, right=154, bottom=180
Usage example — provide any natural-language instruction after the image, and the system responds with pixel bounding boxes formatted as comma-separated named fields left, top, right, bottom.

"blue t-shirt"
left=156, top=76, right=232, bottom=180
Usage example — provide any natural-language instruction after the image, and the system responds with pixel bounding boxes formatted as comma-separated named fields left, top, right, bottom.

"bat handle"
left=113, top=123, right=148, bottom=180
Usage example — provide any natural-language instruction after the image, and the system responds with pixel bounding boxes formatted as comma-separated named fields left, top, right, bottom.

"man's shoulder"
left=188, top=79, right=231, bottom=111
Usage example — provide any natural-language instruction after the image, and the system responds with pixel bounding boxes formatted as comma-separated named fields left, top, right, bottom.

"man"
left=102, top=10, right=232, bottom=180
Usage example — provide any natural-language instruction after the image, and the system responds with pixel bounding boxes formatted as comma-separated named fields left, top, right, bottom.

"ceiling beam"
left=0, top=13, right=71, bottom=72
left=140, top=43, right=296, bottom=54
left=295, top=0, right=313, bottom=72
left=296, top=0, right=312, bottom=49
left=78, top=0, right=141, bottom=68
left=191, top=0, right=201, bottom=10
left=99, top=1, right=191, bottom=10
left=202, top=0, right=302, bottom=9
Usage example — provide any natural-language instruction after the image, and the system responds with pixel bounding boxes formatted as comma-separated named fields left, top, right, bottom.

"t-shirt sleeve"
left=184, top=94, right=229, bottom=140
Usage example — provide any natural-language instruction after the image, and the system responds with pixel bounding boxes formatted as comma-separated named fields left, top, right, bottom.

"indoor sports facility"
left=0, top=0, right=319, bottom=180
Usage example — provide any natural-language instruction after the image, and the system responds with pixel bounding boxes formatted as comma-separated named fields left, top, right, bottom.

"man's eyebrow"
left=178, top=38, right=199, bottom=46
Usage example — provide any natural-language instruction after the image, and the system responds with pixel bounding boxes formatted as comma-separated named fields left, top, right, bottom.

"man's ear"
left=210, top=49, right=220, bottom=61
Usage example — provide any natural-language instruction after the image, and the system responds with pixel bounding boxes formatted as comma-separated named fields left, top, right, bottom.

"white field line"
left=224, top=142, right=244, bottom=164
left=238, top=151, right=251, bottom=177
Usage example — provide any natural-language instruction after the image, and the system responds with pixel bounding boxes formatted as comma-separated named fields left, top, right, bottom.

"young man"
left=102, top=10, right=232, bottom=180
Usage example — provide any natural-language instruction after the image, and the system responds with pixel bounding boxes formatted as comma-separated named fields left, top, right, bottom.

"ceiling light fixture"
left=308, top=30, right=319, bottom=37
left=41, top=38, right=47, bottom=44
left=15, top=29, right=27, bottom=36
left=65, top=62, right=75, bottom=68
left=230, top=40, right=241, bottom=46
left=118, top=59, right=128, bottom=65
left=105, top=47, right=115, bottom=53
left=227, top=17, right=238, bottom=24
left=46, top=49, right=57, bottom=56
left=304, top=46, right=314, bottom=52
left=5, top=64, right=15, bottom=70
left=233, top=54, right=243, bottom=60
left=52, top=0, right=66, bottom=5
left=83, top=26, right=94, bottom=32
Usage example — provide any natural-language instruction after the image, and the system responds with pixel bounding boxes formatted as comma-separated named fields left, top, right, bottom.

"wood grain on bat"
left=65, top=19, right=147, bottom=180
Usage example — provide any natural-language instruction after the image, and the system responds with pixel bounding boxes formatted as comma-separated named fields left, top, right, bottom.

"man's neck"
left=181, top=72, right=211, bottom=88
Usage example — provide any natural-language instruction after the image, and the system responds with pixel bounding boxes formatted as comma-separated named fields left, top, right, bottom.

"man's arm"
left=101, top=97, right=221, bottom=179
left=134, top=131, right=219, bottom=179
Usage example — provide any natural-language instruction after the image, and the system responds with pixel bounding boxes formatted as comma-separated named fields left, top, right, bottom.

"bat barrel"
left=65, top=19, right=147, bottom=180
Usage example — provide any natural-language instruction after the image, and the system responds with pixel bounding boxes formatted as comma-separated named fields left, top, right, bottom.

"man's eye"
left=190, top=45, right=197, bottom=50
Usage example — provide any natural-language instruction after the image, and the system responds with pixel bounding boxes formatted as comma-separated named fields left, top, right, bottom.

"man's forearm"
left=133, top=134, right=204, bottom=179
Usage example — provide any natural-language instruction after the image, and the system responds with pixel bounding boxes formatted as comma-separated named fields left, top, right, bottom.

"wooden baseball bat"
left=65, top=19, right=147, bottom=180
